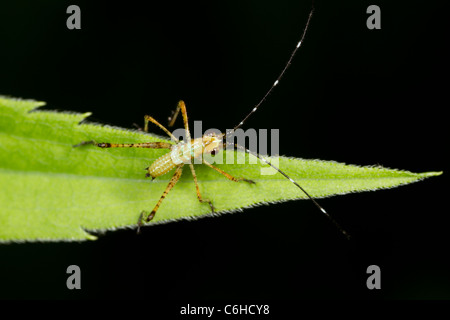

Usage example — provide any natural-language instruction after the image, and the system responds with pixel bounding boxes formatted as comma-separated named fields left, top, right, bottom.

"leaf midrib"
left=0, top=166, right=427, bottom=184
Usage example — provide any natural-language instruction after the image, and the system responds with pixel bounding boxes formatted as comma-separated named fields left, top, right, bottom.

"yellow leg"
left=168, top=100, right=191, bottom=142
left=137, top=164, right=184, bottom=233
left=73, top=140, right=173, bottom=149
left=203, top=160, right=256, bottom=184
left=144, top=115, right=179, bottom=142
left=189, top=163, right=215, bottom=213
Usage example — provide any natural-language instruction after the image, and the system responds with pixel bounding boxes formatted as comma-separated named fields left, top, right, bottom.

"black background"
left=0, top=0, right=448, bottom=303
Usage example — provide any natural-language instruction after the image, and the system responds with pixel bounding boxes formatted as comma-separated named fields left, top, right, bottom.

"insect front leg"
left=202, top=160, right=256, bottom=184
left=168, top=100, right=192, bottom=142
left=168, top=100, right=186, bottom=128
left=137, top=164, right=184, bottom=233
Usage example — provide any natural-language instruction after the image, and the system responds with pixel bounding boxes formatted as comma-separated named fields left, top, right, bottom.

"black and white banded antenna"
left=231, top=6, right=314, bottom=133
left=229, top=143, right=351, bottom=240
left=225, top=5, right=351, bottom=239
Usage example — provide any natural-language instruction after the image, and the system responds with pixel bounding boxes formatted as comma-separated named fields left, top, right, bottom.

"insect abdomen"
left=148, top=152, right=177, bottom=179
left=147, top=140, right=204, bottom=179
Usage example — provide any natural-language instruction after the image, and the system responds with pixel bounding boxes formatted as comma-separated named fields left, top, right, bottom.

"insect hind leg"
left=137, top=164, right=184, bottom=234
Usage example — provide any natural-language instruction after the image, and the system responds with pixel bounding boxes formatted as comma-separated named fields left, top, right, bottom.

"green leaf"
left=0, top=96, right=442, bottom=242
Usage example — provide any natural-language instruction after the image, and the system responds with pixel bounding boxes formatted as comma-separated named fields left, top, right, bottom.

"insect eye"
left=211, top=149, right=218, bottom=156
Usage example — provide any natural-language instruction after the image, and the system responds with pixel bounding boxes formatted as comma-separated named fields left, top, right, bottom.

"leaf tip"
left=85, top=234, right=98, bottom=241
left=81, top=112, right=92, bottom=121
left=0, top=95, right=46, bottom=112
left=423, top=171, right=443, bottom=177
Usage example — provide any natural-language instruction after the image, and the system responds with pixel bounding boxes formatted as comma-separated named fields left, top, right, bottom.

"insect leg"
left=168, top=104, right=181, bottom=127
left=144, top=115, right=179, bottom=142
left=137, top=164, right=184, bottom=233
left=73, top=140, right=173, bottom=149
left=188, top=163, right=215, bottom=213
left=203, top=160, right=255, bottom=184
left=168, top=100, right=187, bottom=129
left=168, top=100, right=192, bottom=142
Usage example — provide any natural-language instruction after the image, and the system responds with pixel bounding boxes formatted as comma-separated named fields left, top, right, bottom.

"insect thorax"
left=170, top=135, right=222, bottom=165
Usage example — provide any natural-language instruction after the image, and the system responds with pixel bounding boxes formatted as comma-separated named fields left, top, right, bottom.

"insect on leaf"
left=0, top=97, right=442, bottom=242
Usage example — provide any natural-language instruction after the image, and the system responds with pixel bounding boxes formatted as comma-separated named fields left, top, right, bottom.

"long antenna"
left=229, top=143, right=351, bottom=240
left=232, top=6, right=315, bottom=133
left=224, top=5, right=351, bottom=239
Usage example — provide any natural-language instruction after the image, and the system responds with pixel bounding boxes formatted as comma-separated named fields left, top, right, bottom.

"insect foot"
left=208, top=201, right=215, bottom=213
left=72, top=140, right=96, bottom=148
left=136, top=210, right=156, bottom=234
left=242, top=178, right=256, bottom=184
